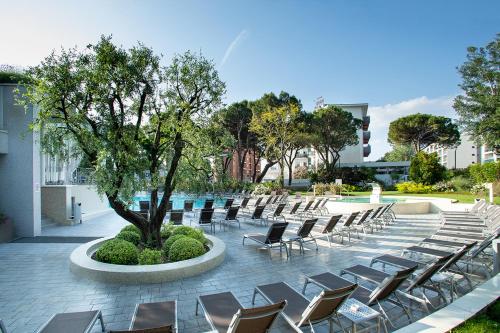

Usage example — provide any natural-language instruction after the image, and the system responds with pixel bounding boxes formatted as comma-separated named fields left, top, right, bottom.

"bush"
left=168, top=237, right=206, bottom=262
left=471, top=184, right=486, bottom=195
left=138, top=249, right=163, bottom=265
left=409, top=151, right=446, bottom=185
left=432, top=181, right=455, bottom=192
left=160, top=223, right=175, bottom=239
left=116, top=230, right=141, bottom=245
left=253, top=184, right=267, bottom=195
left=396, top=181, right=433, bottom=194
left=162, top=234, right=186, bottom=257
left=95, top=239, right=138, bottom=265
left=469, top=161, right=500, bottom=184
left=171, top=226, right=207, bottom=245
left=121, top=224, right=141, bottom=235
left=449, top=175, right=473, bottom=192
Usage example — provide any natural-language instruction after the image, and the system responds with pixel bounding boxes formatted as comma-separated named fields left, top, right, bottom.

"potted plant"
left=0, top=213, right=14, bottom=243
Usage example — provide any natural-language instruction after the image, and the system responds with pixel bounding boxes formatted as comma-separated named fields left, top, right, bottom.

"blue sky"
left=1, top=0, right=498, bottom=159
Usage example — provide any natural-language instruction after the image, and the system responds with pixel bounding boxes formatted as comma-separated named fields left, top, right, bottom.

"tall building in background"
left=226, top=150, right=260, bottom=182
left=424, top=133, right=480, bottom=169
left=481, top=146, right=499, bottom=163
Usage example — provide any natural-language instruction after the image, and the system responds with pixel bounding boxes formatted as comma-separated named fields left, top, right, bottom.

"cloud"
left=368, top=95, right=457, bottom=160
left=219, top=29, right=249, bottom=69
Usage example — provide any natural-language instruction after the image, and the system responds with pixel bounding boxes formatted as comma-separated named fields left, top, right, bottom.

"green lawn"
left=348, top=191, right=500, bottom=204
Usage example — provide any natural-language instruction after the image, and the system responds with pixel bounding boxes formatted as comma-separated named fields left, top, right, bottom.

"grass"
left=348, top=191, right=500, bottom=204
left=451, top=300, right=500, bottom=332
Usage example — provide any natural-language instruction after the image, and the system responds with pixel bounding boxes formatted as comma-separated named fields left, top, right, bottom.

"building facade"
left=423, top=133, right=480, bottom=169
left=226, top=150, right=260, bottom=182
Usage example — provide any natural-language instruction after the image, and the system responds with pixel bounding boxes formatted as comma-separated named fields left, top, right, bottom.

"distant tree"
left=454, top=34, right=500, bottom=153
left=381, top=144, right=415, bottom=162
left=283, top=131, right=311, bottom=185
left=250, top=91, right=303, bottom=185
left=388, top=113, right=460, bottom=152
left=22, top=36, right=225, bottom=248
left=409, top=151, right=446, bottom=185
left=309, top=105, right=362, bottom=174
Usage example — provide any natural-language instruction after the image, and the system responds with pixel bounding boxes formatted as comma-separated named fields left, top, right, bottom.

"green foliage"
left=138, top=249, right=163, bottom=265
left=487, top=300, right=500, bottom=322
left=468, top=162, right=500, bottom=184
left=449, top=175, right=473, bottom=192
left=381, top=144, right=415, bottom=162
left=471, top=184, right=487, bottom=195
left=160, top=223, right=176, bottom=239
left=162, top=234, right=186, bottom=258
left=432, top=181, right=455, bottom=192
left=454, top=34, right=500, bottom=153
left=168, top=237, right=206, bottom=262
left=116, top=230, right=141, bottom=246
left=95, top=239, right=139, bottom=265
left=121, top=224, right=141, bottom=235
left=310, top=166, right=375, bottom=185
left=409, top=151, right=446, bottom=185
left=308, top=106, right=362, bottom=171
left=396, top=182, right=433, bottom=194
left=451, top=314, right=499, bottom=333
left=388, top=113, right=460, bottom=152
left=171, top=226, right=207, bottom=245
left=0, top=65, right=31, bottom=84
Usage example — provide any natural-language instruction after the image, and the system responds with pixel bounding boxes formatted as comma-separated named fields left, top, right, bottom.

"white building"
left=481, top=146, right=499, bottom=163
left=423, top=133, right=480, bottom=169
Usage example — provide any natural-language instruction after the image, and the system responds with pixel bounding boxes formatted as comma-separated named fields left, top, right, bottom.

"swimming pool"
left=132, top=194, right=227, bottom=211
left=332, top=196, right=404, bottom=203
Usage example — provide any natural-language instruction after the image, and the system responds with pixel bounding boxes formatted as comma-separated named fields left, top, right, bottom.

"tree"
left=283, top=131, right=311, bottom=185
left=23, top=36, right=225, bottom=248
left=388, top=113, right=460, bottom=152
left=309, top=105, right=362, bottom=174
left=380, top=144, right=415, bottom=162
left=454, top=34, right=500, bottom=153
left=215, top=101, right=253, bottom=181
left=409, top=151, right=446, bottom=185
left=249, top=91, right=303, bottom=185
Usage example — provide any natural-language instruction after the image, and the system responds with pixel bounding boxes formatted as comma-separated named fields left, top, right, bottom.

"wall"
left=0, top=84, right=41, bottom=237
left=41, top=185, right=111, bottom=224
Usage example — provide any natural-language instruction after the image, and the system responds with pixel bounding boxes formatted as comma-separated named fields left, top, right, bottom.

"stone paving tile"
left=0, top=207, right=444, bottom=333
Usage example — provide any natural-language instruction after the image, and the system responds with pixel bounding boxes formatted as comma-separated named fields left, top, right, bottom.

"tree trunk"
left=288, top=163, right=293, bottom=186
left=256, top=160, right=277, bottom=183
left=238, top=150, right=248, bottom=181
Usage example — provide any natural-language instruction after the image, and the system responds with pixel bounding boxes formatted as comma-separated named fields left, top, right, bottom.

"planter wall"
left=70, top=234, right=225, bottom=284
left=0, top=218, right=15, bottom=243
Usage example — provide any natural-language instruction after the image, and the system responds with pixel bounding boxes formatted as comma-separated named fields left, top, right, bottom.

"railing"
left=71, top=168, right=94, bottom=184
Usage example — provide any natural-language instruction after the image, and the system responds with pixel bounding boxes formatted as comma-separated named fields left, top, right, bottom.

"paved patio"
left=0, top=208, right=443, bottom=333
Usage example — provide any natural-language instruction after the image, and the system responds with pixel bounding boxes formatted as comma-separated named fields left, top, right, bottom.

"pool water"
left=132, top=194, right=227, bottom=211
left=333, top=196, right=403, bottom=203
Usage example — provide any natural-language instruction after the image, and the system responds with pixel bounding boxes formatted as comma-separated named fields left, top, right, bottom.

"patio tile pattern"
left=0, top=208, right=442, bottom=332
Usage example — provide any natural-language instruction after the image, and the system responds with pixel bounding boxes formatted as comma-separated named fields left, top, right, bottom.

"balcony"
left=363, top=144, right=371, bottom=157
left=362, top=116, right=370, bottom=130
left=0, top=129, right=7, bottom=154
left=363, top=131, right=371, bottom=144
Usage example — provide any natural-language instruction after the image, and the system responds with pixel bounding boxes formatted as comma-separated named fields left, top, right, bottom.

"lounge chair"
left=265, top=203, right=286, bottom=224
left=263, top=195, right=274, bottom=206
left=314, top=215, right=343, bottom=246
left=309, top=198, right=324, bottom=216
left=170, top=210, right=183, bottom=225
left=35, top=310, right=105, bottom=333
left=219, top=206, right=240, bottom=231
left=139, top=200, right=150, bottom=214
left=247, top=205, right=266, bottom=226
left=252, top=280, right=357, bottom=333
left=238, top=197, right=250, bottom=211
left=183, top=200, right=194, bottom=215
left=287, top=218, right=319, bottom=254
left=339, top=212, right=360, bottom=243
left=297, top=200, right=314, bottom=219
left=198, top=208, right=216, bottom=233
left=243, top=222, right=289, bottom=258
left=204, top=199, right=215, bottom=209
left=196, top=291, right=285, bottom=333
left=253, top=196, right=264, bottom=207
left=287, top=201, right=302, bottom=217
left=351, top=209, right=374, bottom=235
left=109, top=301, right=177, bottom=333
left=317, top=198, right=329, bottom=215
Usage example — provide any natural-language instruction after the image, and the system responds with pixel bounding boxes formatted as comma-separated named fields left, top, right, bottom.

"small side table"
left=338, top=299, right=387, bottom=333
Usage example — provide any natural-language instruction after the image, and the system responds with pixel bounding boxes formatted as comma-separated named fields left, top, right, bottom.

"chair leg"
left=195, top=299, right=199, bottom=315
left=302, top=279, right=310, bottom=294
left=98, top=312, right=105, bottom=332
left=252, top=289, right=258, bottom=305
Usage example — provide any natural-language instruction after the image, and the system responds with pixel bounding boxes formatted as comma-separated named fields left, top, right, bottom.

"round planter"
left=70, top=234, right=225, bottom=284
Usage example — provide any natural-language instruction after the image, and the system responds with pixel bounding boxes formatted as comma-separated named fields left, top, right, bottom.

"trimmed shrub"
left=160, top=223, right=175, bottom=239
left=116, top=230, right=141, bottom=245
left=168, top=237, right=206, bottom=262
left=171, top=226, right=207, bottom=245
left=162, top=234, right=186, bottom=258
left=396, top=182, right=433, bottom=194
left=121, top=224, right=141, bottom=235
left=138, top=249, right=163, bottom=265
left=95, top=239, right=138, bottom=265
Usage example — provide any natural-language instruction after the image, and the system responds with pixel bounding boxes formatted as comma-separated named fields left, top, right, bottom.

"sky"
left=1, top=0, right=498, bottom=159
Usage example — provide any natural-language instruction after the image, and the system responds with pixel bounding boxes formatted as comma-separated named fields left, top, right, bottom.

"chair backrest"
left=273, top=203, right=286, bottom=217
left=170, top=210, right=184, bottom=225
left=265, top=196, right=274, bottom=205
left=298, top=283, right=358, bottom=327
left=322, top=215, right=343, bottom=233
left=240, top=197, right=250, bottom=209
left=252, top=205, right=266, bottom=220
left=355, top=210, right=373, bottom=225
left=272, top=195, right=281, bottom=204
left=319, top=198, right=329, bottom=208
left=110, top=325, right=173, bottom=333
left=370, top=206, right=382, bottom=218
left=183, top=200, right=194, bottom=212
left=440, top=242, right=477, bottom=272
left=166, top=200, right=173, bottom=212
left=204, top=199, right=214, bottom=209
left=405, top=253, right=454, bottom=291
left=226, top=206, right=240, bottom=221
left=343, top=212, right=359, bottom=227
left=265, top=222, right=289, bottom=244
left=373, top=205, right=388, bottom=218
left=469, top=233, right=499, bottom=258
left=289, top=201, right=302, bottom=214
left=297, top=219, right=318, bottom=238
left=303, top=200, right=314, bottom=212
left=199, top=208, right=214, bottom=224
left=227, top=301, right=287, bottom=333
left=368, top=266, right=416, bottom=305
left=224, top=198, right=234, bottom=209
left=254, top=197, right=264, bottom=207
left=312, top=199, right=323, bottom=210
left=139, top=200, right=150, bottom=213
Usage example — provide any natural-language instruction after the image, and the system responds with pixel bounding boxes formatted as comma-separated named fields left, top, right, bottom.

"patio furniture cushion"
left=199, top=292, right=242, bottom=333
left=132, top=301, right=176, bottom=331
left=256, top=282, right=309, bottom=325
left=38, top=311, right=99, bottom=333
